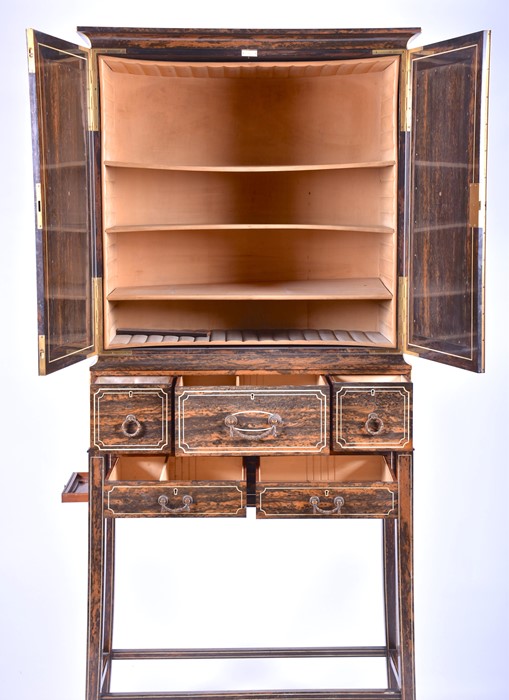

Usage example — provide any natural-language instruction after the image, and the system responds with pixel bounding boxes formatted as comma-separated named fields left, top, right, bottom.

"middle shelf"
left=107, top=278, right=393, bottom=302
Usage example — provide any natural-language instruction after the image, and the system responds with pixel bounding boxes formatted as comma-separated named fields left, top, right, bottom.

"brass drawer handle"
left=121, top=414, right=143, bottom=438
left=158, top=494, right=193, bottom=513
left=224, top=411, right=283, bottom=440
left=365, top=412, right=384, bottom=436
left=309, top=495, right=344, bottom=515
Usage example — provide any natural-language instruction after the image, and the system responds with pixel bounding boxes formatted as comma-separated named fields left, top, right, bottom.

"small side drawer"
left=332, top=378, right=412, bottom=451
left=257, top=483, right=398, bottom=519
left=176, top=375, right=329, bottom=456
left=104, top=456, right=246, bottom=518
left=62, top=472, right=88, bottom=503
left=92, top=384, right=172, bottom=451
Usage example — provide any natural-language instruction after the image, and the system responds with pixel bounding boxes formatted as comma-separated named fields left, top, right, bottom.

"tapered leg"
left=86, top=454, right=106, bottom=700
left=101, top=517, right=116, bottom=693
left=397, top=454, right=416, bottom=700
left=383, top=518, right=400, bottom=689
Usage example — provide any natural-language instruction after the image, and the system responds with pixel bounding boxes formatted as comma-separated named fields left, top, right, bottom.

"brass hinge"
left=398, top=276, right=408, bottom=351
left=403, top=50, right=413, bottom=133
left=469, top=183, right=481, bottom=227
left=35, top=182, right=43, bottom=229
left=27, top=29, right=35, bottom=73
left=93, top=277, right=103, bottom=354
left=87, top=50, right=99, bottom=132
left=38, top=335, right=46, bottom=375
left=399, top=275, right=418, bottom=356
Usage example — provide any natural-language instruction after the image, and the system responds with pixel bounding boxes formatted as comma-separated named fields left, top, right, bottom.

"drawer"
left=331, top=376, right=412, bottom=451
left=104, top=456, right=246, bottom=518
left=176, top=375, right=329, bottom=456
left=256, top=455, right=397, bottom=518
left=92, top=379, right=173, bottom=451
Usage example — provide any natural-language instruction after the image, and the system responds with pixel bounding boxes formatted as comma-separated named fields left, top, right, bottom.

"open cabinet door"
left=27, top=30, right=96, bottom=375
left=406, top=31, right=489, bottom=372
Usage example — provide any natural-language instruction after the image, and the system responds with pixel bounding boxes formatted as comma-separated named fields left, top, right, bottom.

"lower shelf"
left=110, top=328, right=392, bottom=347
left=101, top=647, right=397, bottom=699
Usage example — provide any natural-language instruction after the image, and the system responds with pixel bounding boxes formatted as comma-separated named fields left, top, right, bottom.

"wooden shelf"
left=107, top=278, right=392, bottom=302
left=104, top=160, right=396, bottom=173
left=105, top=223, right=395, bottom=235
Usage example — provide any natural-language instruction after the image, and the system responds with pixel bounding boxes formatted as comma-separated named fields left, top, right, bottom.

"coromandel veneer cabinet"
left=27, top=26, right=489, bottom=700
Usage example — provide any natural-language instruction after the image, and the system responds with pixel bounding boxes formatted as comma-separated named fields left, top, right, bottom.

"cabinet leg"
left=383, top=518, right=399, bottom=689
left=397, top=454, right=416, bottom=700
left=101, top=517, right=115, bottom=693
left=86, top=455, right=106, bottom=700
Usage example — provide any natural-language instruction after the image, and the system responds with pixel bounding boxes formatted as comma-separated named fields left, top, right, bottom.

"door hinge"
left=399, top=275, right=418, bottom=356
left=35, top=182, right=43, bottom=229
left=87, top=50, right=99, bottom=132
left=403, top=51, right=413, bottom=133
left=38, top=335, right=46, bottom=375
left=469, top=183, right=481, bottom=227
left=93, top=277, right=103, bottom=354
left=27, top=29, right=36, bottom=73
left=399, top=276, right=408, bottom=350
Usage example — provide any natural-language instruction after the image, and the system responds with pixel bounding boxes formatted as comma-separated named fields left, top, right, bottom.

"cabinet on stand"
left=28, top=26, right=490, bottom=699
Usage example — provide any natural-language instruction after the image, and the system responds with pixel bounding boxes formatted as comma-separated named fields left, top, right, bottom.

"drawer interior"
left=259, top=455, right=394, bottom=483
left=93, top=375, right=174, bottom=385
left=178, top=373, right=327, bottom=387
left=107, top=455, right=244, bottom=481
left=332, top=374, right=408, bottom=383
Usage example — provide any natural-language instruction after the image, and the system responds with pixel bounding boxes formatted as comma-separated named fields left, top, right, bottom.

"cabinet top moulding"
left=78, top=26, right=421, bottom=53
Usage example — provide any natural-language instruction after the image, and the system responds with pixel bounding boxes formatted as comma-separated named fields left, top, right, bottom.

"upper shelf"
left=107, top=278, right=393, bottom=302
left=103, top=160, right=396, bottom=173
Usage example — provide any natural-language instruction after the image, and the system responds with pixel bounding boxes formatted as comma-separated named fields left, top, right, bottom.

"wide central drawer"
left=176, top=375, right=329, bottom=455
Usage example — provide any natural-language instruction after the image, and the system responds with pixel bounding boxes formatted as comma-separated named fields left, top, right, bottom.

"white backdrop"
left=0, top=2, right=508, bottom=699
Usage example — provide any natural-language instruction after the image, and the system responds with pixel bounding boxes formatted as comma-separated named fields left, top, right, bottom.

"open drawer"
left=176, top=374, right=329, bottom=456
left=63, top=456, right=247, bottom=517
left=104, top=456, right=246, bottom=517
left=256, top=454, right=397, bottom=518
left=331, top=374, right=412, bottom=451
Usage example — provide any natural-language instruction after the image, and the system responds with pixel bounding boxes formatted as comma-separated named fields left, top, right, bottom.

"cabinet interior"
left=99, top=55, right=399, bottom=351
left=177, top=374, right=327, bottom=387
left=107, top=454, right=394, bottom=483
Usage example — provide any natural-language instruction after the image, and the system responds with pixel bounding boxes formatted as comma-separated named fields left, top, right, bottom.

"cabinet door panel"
left=407, top=31, right=489, bottom=372
left=28, top=30, right=95, bottom=374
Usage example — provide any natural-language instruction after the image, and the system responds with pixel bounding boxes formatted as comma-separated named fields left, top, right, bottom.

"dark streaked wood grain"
left=333, top=383, right=412, bottom=451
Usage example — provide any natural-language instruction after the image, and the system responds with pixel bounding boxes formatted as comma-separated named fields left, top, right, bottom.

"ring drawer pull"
left=309, top=495, right=344, bottom=515
left=365, top=412, right=384, bottom=436
left=158, top=494, right=193, bottom=513
left=121, top=414, right=143, bottom=438
left=224, top=411, right=283, bottom=440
